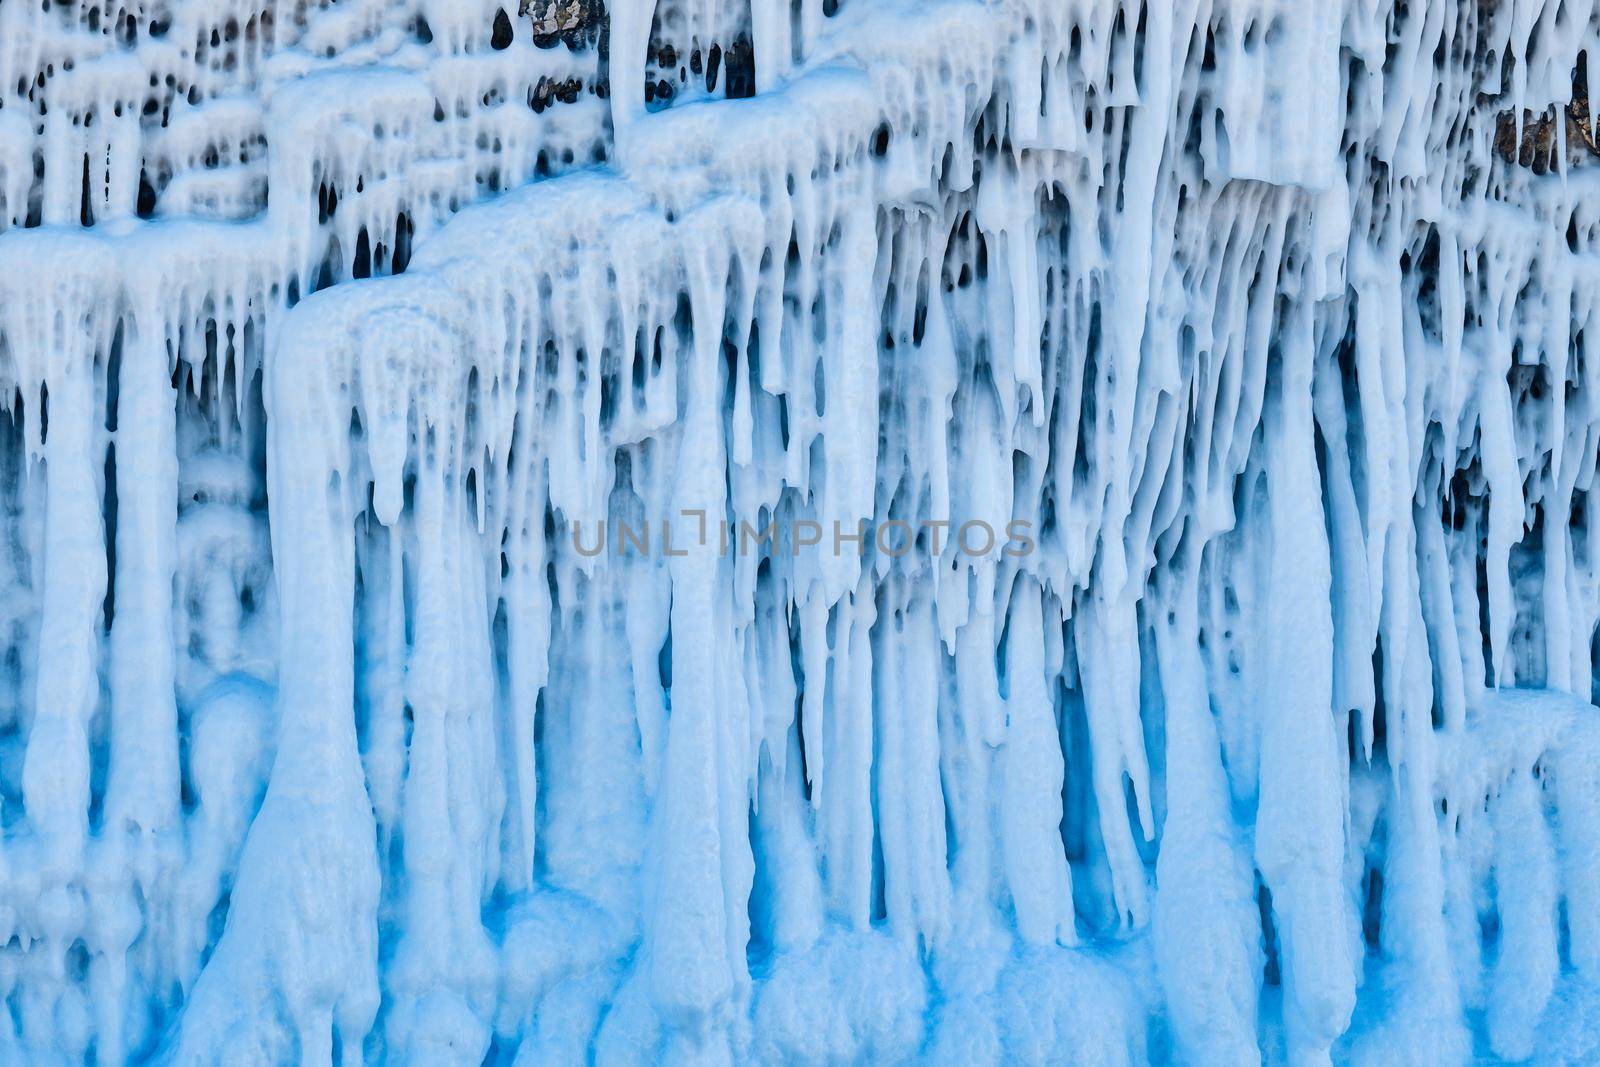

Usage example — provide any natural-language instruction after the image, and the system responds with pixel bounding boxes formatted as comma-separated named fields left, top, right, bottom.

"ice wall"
left=1, top=0, right=1600, bottom=1063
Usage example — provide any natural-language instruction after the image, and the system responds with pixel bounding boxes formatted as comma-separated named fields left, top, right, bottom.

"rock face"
left=520, top=0, right=605, bottom=49
left=1495, top=77, right=1600, bottom=170
left=1, top=1, right=1599, bottom=1065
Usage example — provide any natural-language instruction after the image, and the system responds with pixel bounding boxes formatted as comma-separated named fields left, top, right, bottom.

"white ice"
left=0, top=0, right=1599, bottom=1064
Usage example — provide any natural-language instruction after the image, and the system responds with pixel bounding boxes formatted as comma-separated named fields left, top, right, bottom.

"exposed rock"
left=532, top=75, right=587, bottom=113
left=519, top=0, right=604, bottom=50
left=1494, top=64, right=1599, bottom=171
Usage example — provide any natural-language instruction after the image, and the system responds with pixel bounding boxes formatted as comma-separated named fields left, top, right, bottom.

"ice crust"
left=1, top=0, right=1599, bottom=1063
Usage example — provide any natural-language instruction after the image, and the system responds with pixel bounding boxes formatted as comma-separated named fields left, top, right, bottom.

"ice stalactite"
left=2, top=0, right=1600, bottom=1063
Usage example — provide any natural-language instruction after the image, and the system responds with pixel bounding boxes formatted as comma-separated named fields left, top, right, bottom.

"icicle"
left=1253, top=328, right=1356, bottom=1064
left=999, top=577, right=1073, bottom=947
left=1151, top=559, right=1261, bottom=1063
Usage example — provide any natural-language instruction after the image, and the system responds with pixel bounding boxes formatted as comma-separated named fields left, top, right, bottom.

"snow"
left=0, top=0, right=1598, bottom=1063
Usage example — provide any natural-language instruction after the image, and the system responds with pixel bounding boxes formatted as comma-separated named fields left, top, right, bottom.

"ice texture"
left=1, top=0, right=1599, bottom=1063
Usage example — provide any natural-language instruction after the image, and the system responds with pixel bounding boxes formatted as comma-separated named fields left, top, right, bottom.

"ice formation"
left=2, top=0, right=1600, bottom=1063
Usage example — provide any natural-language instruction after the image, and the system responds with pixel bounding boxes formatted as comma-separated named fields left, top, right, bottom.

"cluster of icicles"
left=1, top=0, right=1600, bottom=1063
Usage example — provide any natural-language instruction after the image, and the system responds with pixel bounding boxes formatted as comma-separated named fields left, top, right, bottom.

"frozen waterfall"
left=1, top=0, right=1600, bottom=1062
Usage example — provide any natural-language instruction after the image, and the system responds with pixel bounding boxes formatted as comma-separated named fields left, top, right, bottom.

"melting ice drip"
left=0, top=0, right=1599, bottom=1063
